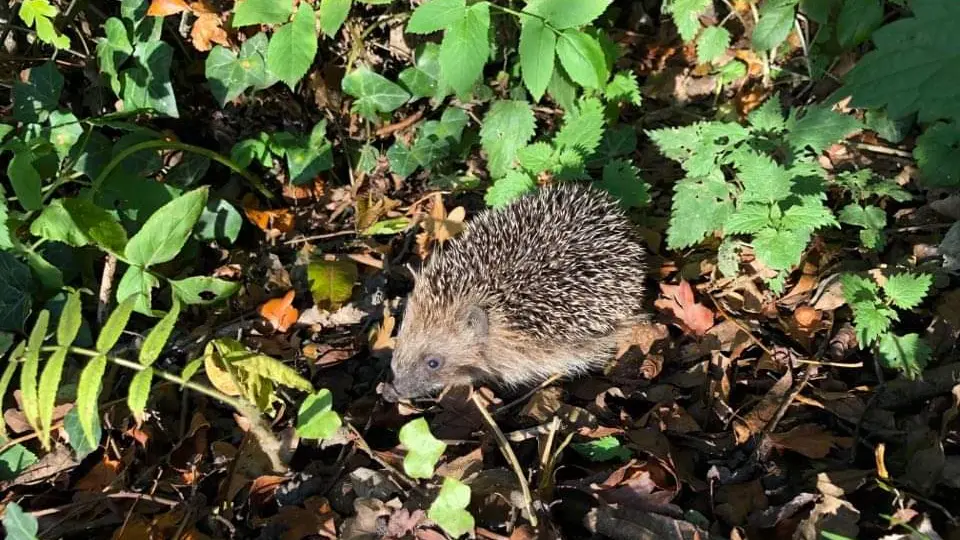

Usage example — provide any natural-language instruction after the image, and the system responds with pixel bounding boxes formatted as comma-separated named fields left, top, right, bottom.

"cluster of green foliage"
left=841, top=272, right=933, bottom=379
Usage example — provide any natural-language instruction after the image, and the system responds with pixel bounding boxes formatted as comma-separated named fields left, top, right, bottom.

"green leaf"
left=717, top=59, right=747, bottom=85
left=554, top=97, right=605, bottom=156
left=19, top=0, right=57, bottom=25
left=76, top=354, right=107, bottom=448
left=428, top=477, right=475, bottom=538
left=752, top=227, right=810, bottom=271
left=116, top=266, right=158, bottom=316
left=779, top=198, right=838, bottom=232
left=307, top=259, right=358, bottom=307
left=57, top=291, right=82, bottom=347
left=725, top=203, right=772, bottom=235
left=852, top=301, right=897, bottom=346
left=834, top=0, right=960, bottom=124
left=139, top=300, right=180, bottom=366
left=518, top=142, right=555, bottom=173
left=319, top=0, right=352, bottom=37
left=519, top=16, right=556, bottom=102
left=232, top=0, right=293, bottom=26
left=570, top=436, right=631, bottom=462
left=398, top=43, right=442, bottom=99
left=597, top=159, right=649, bottom=207
left=20, top=310, right=49, bottom=433
left=127, top=367, right=153, bottom=424
left=485, top=170, right=536, bottom=208
left=480, top=100, right=536, bottom=178
left=267, top=3, right=318, bottom=89
left=37, top=346, right=67, bottom=449
left=839, top=203, right=886, bottom=249
left=30, top=200, right=89, bottom=248
left=752, top=0, right=799, bottom=52
left=363, top=217, right=412, bottom=236
left=914, top=121, right=960, bottom=188
left=665, top=0, right=710, bottom=42
left=836, top=0, right=882, bottom=49
left=64, top=404, right=100, bottom=459
left=66, top=198, right=129, bottom=254
left=12, top=61, right=63, bottom=124
left=877, top=333, right=930, bottom=379
left=0, top=253, right=34, bottom=332
left=169, top=276, right=239, bottom=305
left=604, top=71, right=641, bottom=106
left=0, top=343, right=24, bottom=437
left=841, top=273, right=880, bottom=307
left=547, top=61, right=577, bottom=110
left=668, top=172, right=734, bottom=249
left=556, top=29, right=607, bottom=88
left=399, top=418, right=447, bottom=479
left=125, top=187, right=209, bottom=268
left=48, top=111, right=83, bottom=160
left=785, top=105, right=861, bottom=155
left=800, top=0, right=836, bottom=24
left=387, top=142, right=421, bottom=178
left=0, top=198, right=10, bottom=251
left=0, top=442, right=38, bottom=482
left=205, top=46, right=252, bottom=106
left=196, top=198, right=242, bottom=245
left=8, top=152, right=43, bottom=212
left=97, top=294, right=138, bottom=353
left=231, top=134, right=272, bottom=168
left=733, top=150, right=793, bottom=203
left=438, top=2, right=490, bottom=96
left=241, top=33, right=279, bottom=91
left=748, top=94, right=786, bottom=132
left=287, top=121, right=334, bottom=185
left=696, top=25, right=731, bottom=64
left=524, top=0, right=612, bottom=29
left=121, top=41, right=178, bottom=118
left=96, top=18, right=132, bottom=94
left=232, top=354, right=313, bottom=392
left=882, top=272, right=932, bottom=310
left=2, top=502, right=39, bottom=540
left=342, top=67, right=411, bottom=121
left=407, top=0, right=466, bottom=34
left=296, top=389, right=342, bottom=439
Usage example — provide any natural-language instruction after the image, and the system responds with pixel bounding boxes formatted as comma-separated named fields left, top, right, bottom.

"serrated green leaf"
left=57, top=291, right=82, bottom=348
left=524, top=0, right=612, bottom=29
left=406, top=0, right=466, bottom=34
left=139, top=300, right=179, bottom=366
left=665, top=0, right=710, bottom=42
left=342, top=67, right=411, bottom=120
left=428, top=477, right=475, bottom=538
left=597, top=159, right=649, bottom=207
left=570, top=436, right=631, bottom=462
left=517, top=142, right=555, bottom=173
left=37, top=346, right=67, bottom=449
left=786, top=105, right=861, bottom=154
left=77, top=354, right=107, bottom=447
left=877, top=333, right=930, bottom=379
left=232, top=353, right=313, bottom=392
left=734, top=150, right=793, bottom=203
left=363, top=217, right=412, bottom=236
left=752, top=227, right=810, bottom=270
left=319, top=0, right=352, bottom=37
left=851, top=302, right=897, bottom=346
left=127, top=367, right=153, bottom=424
left=668, top=172, right=735, bottom=249
left=49, top=111, right=83, bottom=160
left=779, top=198, right=838, bottom=232
left=116, top=266, right=158, bottom=316
left=2, top=502, right=39, bottom=540
left=604, top=71, right=641, bottom=106
left=554, top=97, right=605, bottom=156
left=752, top=0, right=799, bottom=52
left=914, top=121, right=960, bottom=188
left=556, top=29, right=607, bottom=88
left=547, top=61, right=577, bottom=110
left=97, top=294, right=138, bottom=353
left=267, top=3, right=318, bottom=89
left=696, top=25, right=731, bottom=64
left=519, top=16, right=556, bottom=102
left=8, top=152, right=43, bottom=212
left=748, top=95, right=786, bottom=132
left=717, top=238, right=742, bottom=277
left=20, top=310, right=49, bottom=434
left=399, top=418, right=447, bottom=479
left=232, top=0, right=293, bottom=26
left=841, top=273, right=880, bottom=307
left=121, top=41, right=178, bottom=118
left=296, top=389, right=342, bottom=439
left=125, top=187, right=209, bottom=268
left=96, top=18, right=132, bottom=94
left=480, top=100, right=536, bottom=178
left=485, top=170, right=536, bottom=208
left=169, top=276, right=239, bottom=306
left=839, top=202, right=886, bottom=228
left=438, top=2, right=490, bottom=96
left=882, top=272, right=932, bottom=310
left=308, top=259, right=358, bottom=307
left=836, top=0, right=882, bottom=49
left=725, top=203, right=772, bottom=235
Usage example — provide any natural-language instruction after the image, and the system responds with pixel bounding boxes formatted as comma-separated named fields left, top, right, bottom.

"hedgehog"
left=381, top=183, right=647, bottom=401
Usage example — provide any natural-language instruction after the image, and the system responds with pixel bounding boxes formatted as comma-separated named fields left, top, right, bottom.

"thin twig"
left=856, top=143, right=914, bottom=159
left=29, top=491, right=181, bottom=518
left=706, top=292, right=774, bottom=357
left=762, top=364, right=815, bottom=437
left=494, top=373, right=564, bottom=416
left=97, top=254, right=117, bottom=325
left=795, top=358, right=863, bottom=368
left=347, top=423, right=426, bottom=496
left=374, top=110, right=424, bottom=138
left=283, top=230, right=357, bottom=245
left=470, top=391, right=538, bottom=527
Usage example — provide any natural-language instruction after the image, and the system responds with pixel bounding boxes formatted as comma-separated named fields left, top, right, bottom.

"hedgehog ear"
left=465, top=305, right=488, bottom=337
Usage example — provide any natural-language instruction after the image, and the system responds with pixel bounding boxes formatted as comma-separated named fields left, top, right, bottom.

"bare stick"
left=97, top=254, right=117, bottom=325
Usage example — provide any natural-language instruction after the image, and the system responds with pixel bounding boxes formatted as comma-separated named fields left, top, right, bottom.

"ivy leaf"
left=480, top=100, right=536, bottom=178
left=387, top=141, right=420, bottom=178
left=877, top=333, right=930, bottom=379
left=696, top=25, right=731, bottom=64
left=125, top=187, right=209, bottom=268
left=296, top=389, right=343, bottom=439
left=785, top=105, right=861, bottom=155
left=752, top=0, right=799, bottom=52
left=914, top=121, right=960, bottom=188
left=664, top=0, right=710, bottom=42
left=8, top=151, right=43, bottom=212
left=734, top=150, right=794, bottom=204
left=2, top=502, right=39, bottom=540
left=266, top=3, right=318, bottom=89
left=570, top=436, right=631, bottom=462
left=882, top=272, right=932, bottom=310
left=554, top=97, right=605, bottom=156
left=523, top=0, right=612, bottom=29
left=556, top=29, right=607, bottom=89
left=398, top=43, right=442, bottom=99
left=319, top=0, right=352, bottom=37
left=406, top=0, right=466, bottom=34
left=12, top=61, right=63, bottom=124
left=597, top=159, right=649, bottom=208
left=206, top=46, right=253, bottom=106
left=96, top=18, right=133, bottom=94
left=287, top=121, right=334, bottom=185
left=232, top=0, right=293, bottom=26
left=428, top=477, right=475, bottom=538
left=485, top=170, right=536, bottom=208
left=438, top=1, right=490, bottom=96
left=196, top=198, right=242, bottom=245
left=725, top=203, right=771, bottom=235
left=668, top=172, right=734, bottom=249
left=399, top=418, right=447, bottom=479
left=836, top=0, right=883, bottom=49
left=121, top=40, right=179, bottom=118
left=604, top=71, right=641, bottom=106
left=48, top=111, right=83, bottom=160
left=752, top=227, right=810, bottom=270
left=342, top=67, right=411, bottom=120
left=519, top=16, right=556, bottom=102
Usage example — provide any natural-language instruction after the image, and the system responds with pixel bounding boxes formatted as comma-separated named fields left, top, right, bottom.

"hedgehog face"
left=382, top=302, right=490, bottom=401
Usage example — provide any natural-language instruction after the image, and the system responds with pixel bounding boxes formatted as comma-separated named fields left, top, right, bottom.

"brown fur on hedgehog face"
left=382, top=298, right=492, bottom=401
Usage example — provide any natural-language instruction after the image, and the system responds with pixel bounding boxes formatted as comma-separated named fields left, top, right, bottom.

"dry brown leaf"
left=147, top=0, right=190, bottom=17
left=769, top=424, right=851, bottom=458
left=715, top=479, right=768, bottom=526
left=74, top=454, right=120, bottom=491
left=654, top=280, right=715, bottom=336
left=243, top=194, right=295, bottom=235
left=190, top=12, right=229, bottom=52
left=259, top=290, right=299, bottom=332
left=733, top=370, right=792, bottom=444
left=369, top=305, right=396, bottom=353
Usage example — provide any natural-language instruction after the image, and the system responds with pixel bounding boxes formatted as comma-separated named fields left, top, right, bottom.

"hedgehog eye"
left=424, top=355, right=444, bottom=370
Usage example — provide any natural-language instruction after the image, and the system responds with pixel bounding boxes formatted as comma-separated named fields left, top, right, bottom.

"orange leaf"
left=147, top=0, right=191, bottom=17
left=75, top=454, right=121, bottom=491
left=653, top=280, right=715, bottom=336
left=190, top=12, right=229, bottom=52
left=242, top=194, right=295, bottom=234
left=259, top=290, right=298, bottom=332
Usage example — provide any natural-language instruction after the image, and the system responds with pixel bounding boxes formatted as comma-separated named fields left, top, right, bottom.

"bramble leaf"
left=438, top=2, right=490, bottom=96
left=523, top=0, right=613, bottom=30
left=556, top=29, right=607, bottom=88
left=882, top=273, right=932, bottom=310
left=480, top=100, right=536, bottom=178
left=407, top=0, right=465, bottom=34
left=266, top=3, right=318, bottom=89
left=232, top=0, right=293, bottom=26
left=752, top=0, right=799, bottom=52
left=319, top=0, right=352, bottom=37
left=428, top=477, right=475, bottom=538
left=519, top=16, right=556, bottom=102
left=399, top=418, right=447, bottom=479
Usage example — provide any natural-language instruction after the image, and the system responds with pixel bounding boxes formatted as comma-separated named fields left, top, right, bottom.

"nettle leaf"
left=524, top=0, right=613, bottom=29
left=556, top=29, right=607, bottom=89
left=518, top=142, right=555, bottom=173
left=121, top=40, right=179, bottom=118
left=407, top=0, right=466, bottom=34
left=519, top=16, right=556, bottom=102
left=779, top=198, right=838, bottom=233
left=554, top=97, right=605, bottom=156
left=570, top=436, right=631, bottom=462
left=0, top=253, right=34, bottom=332
left=877, top=333, right=930, bottom=379
left=319, top=0, right=352, bottom=37
left=836, top=0, right=882, bottom=49
left=841, top=273, right=879, bottom=306
left=398, top=43, right=442, bottom=99
left=734, top=150, right=793, bottom=204
left=267, top=3, right=318, bottom=89
left=752, top=0, right=799, bottom=52
left=668, top=172, right=734, bottom=249
left=480, top=100, right=536, bottom=178
left=12, top=61, right=63, bottom=124
left=342, top=67, right=411, bottom=120
left=835, top=0, right=960, bottom=124
left=851, top=302, right=897, bottom=346
left=49, top=111, right=83, bottom=160
left=604, top=71, right=641, bottom=106
left=748, top=95, right=786, bottom=132
left=914, top=121, right=960, bottom=188
left=696, top=25, right=731, bottom=64
left=439, top=1, right=490, bottom=96
left=882, top=272, right=932, bottom=310
left=839, top=203, right=886, bottom=249
left=232, top=0, right=293, bottom=26
left=399, top=417, right=447, bottom=479
left=751, top=227, right=810, bottom=271
left=428, top=477, right=475, bottom=538
left=125, top=187, right=209, bottom=268
left=96, top=18, right=132, bottom=94
left=725, top=203, right=771, bottom=235
left=296, top=389, right=342, bottom=439
left=665, top=0, right=711, bottom=42
left=2, top=502, right=39, bottom=540
left=170, top=276, right=240, bottom=306
left=785, top=105, right=861, bottom=155
left=485, top=170, right=536, bottom=208
left=597, top=159, right=649, bottom=208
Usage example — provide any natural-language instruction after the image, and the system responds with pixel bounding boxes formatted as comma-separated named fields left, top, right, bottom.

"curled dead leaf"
left=147, top=0, right=190, bottom=17
left=654, top=280, right=715, bottom=336
left=259, top=290, right=299, bottom=333
left=191, top=12, right=229, bottom=52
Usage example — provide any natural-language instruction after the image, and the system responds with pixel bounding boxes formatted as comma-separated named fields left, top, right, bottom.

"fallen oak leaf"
left=147, top=0, right=190, bottom=16
left=259, top=290, right=299, bottom=332
left=654, top=280, right=715, bottom=336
